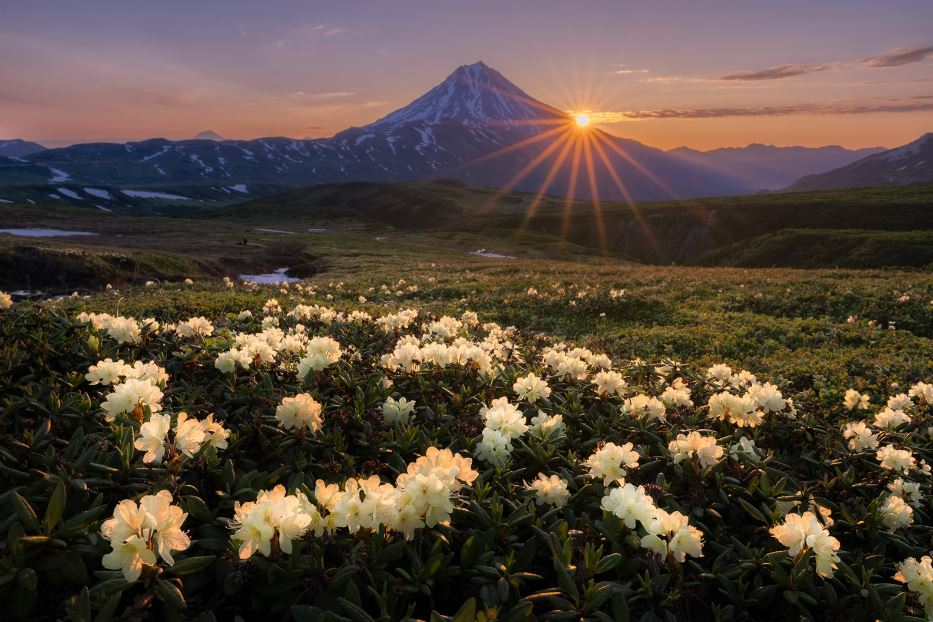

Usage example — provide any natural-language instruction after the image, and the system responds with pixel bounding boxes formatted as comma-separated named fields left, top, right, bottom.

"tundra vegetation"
left=0, top=263, right=931, bottom=621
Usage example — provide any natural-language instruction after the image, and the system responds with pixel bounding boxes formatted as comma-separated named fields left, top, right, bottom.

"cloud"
left=719, top=63, right=829, bottom=81
left=299, top=24, right=346, bottom=38
left=707, top=44, right=933, bottom=83
left=289, top=91, right=356, bottom=99
left=858, top=45, right=933, bottom=67
left=589, top=96, right=933, bottom=122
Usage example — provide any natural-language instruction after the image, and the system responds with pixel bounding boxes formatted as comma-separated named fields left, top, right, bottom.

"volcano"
left=9, top=62, right=757, bottom=199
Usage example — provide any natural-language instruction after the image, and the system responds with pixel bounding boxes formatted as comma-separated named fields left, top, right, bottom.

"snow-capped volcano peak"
left=365, top=61, right=564, bottom=132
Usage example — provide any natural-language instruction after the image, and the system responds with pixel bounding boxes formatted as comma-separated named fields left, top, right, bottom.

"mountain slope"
left=786, top=133, right=933, bottom=191
left=1, top=63, right=751, bottom=200
left=0, top=139, right=47, bottom=158
left=669, top=143, right=883, bottom=191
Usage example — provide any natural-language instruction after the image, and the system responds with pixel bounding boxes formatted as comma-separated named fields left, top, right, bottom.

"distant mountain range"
left=0, top=62, right=925, bottom=200
left=668, top=143, right=884, bottom=191
left=192, top=130, right=226, bottom=141
left=786, top=133, right=933, bottom=192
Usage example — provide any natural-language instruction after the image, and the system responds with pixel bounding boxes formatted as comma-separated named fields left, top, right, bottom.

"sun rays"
left=441, top=67, right=689, bottom=256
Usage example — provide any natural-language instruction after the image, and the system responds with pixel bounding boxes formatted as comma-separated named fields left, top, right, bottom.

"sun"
left=575, top=112, right=591, bottom=128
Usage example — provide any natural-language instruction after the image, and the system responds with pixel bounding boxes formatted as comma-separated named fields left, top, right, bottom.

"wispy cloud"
left=589, top=95, right=933, bottom=122
left=857, top=45, right=933, bottom=67
left=665, top=44, right=933, bottom=84
left=300, top=24, right=346, bottom=38
left=718, top=63, right=830, bottom=81
left=289, top=91, right=356, bottom=99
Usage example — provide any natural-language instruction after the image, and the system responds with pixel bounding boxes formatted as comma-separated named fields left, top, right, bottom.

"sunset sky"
left=2, top=0, right=932, bottom=150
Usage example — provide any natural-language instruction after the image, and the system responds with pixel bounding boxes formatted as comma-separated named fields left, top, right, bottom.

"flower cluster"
left=100, top=491, right=190, bottom=581
left=275, top=393, right=323, bottom=432
left=601, top=483, right=704, bottom=562
left=770, top=511, right=840, bottom=578
left=231, top=448, right=478, bottom=556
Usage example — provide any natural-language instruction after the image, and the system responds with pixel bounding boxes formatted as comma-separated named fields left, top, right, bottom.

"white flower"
left=746, top=382, right=785, bottom=413
left=874, top=407, right=910, bottom=429
left=909, top=382, right=933, bottom=405
left=876, top=445, right=918, bottom=474
left=134, top=413, right=171, bottom=463
left=200, top=414, right=230, bottom=450
left=475, top=428, right=512, bottom=466
left=895, top=556, right=933, bottom=619
left=0, top=292, right=12, bottom=309
left=106, top=316, right=141, bottom=344
left=529, top=411, right=565, bottom=440
left=100, top=491, right=190, bottom=581
left=176, top=316, right=214, bottom=338
left=842, top=421, right=879, bottom=451
left=880, top=495, right=913, bottom=532
left=275, top=394, right=323, bottom=432
left=843, top=389, right=870, bottom=410
left=668, top=431, right=723, bottom=468
left=237, top=310, right=253, bottom=320
left=382, top=396, right=416, bottom=424
left=593, top=370, right=626, bottom=397
left=623, top=394, right=666, bottom=422
left=526, top=474, right=570, bottom=507
left=585, top=442, right=640, bottom=485
left=480, top=397, right=528, bottom=440
left=173, top=412, right=207, bottom=457
left=887, top=393, right=914, bottom=411
left=708, top=392, right=762, bottom=428
left=101, top=378, right=164, bottom=422
left=231, top=486, right=312, bottom=559
left=770, top=511, right=840, bottom=578
left=641, top=509, right=704, bottom=562
left=888, top=477, right=923, bottom=508
left=513, top=373, right=551, bottom=403
left=298, top=336, right=342, bottom=376
left=706, top=364, right=733, bottom=386
left=729, top=437, right=761, bottom=463
left=86, top=358, right=133, bottom=386
left=600, top=483, right=656, bottom=529
left=660, top=383, right=693, bottom=408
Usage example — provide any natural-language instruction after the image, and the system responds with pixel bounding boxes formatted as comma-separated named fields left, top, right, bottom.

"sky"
left=1, top=0, right=932, bottom=150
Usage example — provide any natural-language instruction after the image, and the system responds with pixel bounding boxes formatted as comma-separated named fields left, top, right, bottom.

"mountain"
left=0, top=62, right=856, bottom=201
left=668, top=143, right=884, bottom=191
left=0, top=139, right=47, bottom=158
left=192, top=130, right=225, bottom=141
left=786, top=133, right=933, bottom=191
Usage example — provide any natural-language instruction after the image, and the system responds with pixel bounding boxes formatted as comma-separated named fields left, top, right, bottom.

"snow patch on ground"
left=122, top=190, right=193, bottom=200
left=0, top=198, right=12, bottom=204
left=57, top=187, right=82, bottom=200
left=84, top=188, right=112, bottom=200
left=227, top=184, right=249, bottom=193
left=0, top=228, right=97, bottom=238
left=48, top=167, right=70, bottom=183
left=470, top=249, right=516, bottom=259
left=255, top=228, right=296, bottom=234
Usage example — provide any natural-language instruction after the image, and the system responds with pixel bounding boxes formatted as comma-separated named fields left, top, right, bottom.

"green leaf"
left=337, top=597, right=375, bottom=622
left=44, top=481, right=66, bottom=532
left=11, top=491, right=40, bottom=531
left=155, top=579, right=187, bottom=610
left=166, top=556, right=215, bottom=576
left=594, top=553, right=622, bottom=574
left=738, top=498, right=767, bottom=523
left=451, top=597, right=477, bottom=622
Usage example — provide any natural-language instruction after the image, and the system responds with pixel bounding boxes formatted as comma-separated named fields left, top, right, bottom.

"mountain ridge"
left=0, top=62, right=917, bottom=201
left=785, top=133, right=933, bottom=191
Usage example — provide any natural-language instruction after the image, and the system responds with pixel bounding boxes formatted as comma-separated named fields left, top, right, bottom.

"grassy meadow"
left=0, top=182, right=932, bottom=621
